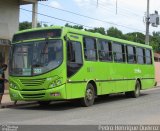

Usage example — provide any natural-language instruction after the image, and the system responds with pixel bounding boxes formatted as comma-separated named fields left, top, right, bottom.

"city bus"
left=9, top=26, right=155, bottom=106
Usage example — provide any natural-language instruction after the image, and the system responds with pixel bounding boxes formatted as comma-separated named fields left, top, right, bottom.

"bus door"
left=65, top=33, right=85, bottom=99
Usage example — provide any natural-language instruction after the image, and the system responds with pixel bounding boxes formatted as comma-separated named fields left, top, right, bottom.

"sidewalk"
left=1, top=90, right=36, bottom=108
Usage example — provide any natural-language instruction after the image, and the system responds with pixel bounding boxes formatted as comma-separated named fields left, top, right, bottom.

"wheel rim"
left=135, top=83, right=140, bottom=96
left=86, top=88, right=94, bottom=101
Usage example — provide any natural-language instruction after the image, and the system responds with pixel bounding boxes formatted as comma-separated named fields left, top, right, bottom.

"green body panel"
left=9, top=26, right=155, bottom=102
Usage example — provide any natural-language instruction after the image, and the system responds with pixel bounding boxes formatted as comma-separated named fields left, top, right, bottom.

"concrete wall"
left=0, top=0, right=19, bottom=80
left=155, top=62, right=160, bottom=86
left=0, top=0, right=19, bottom=40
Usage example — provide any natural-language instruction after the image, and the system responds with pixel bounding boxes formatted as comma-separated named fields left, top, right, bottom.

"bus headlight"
left=49, top=78, right=62, bottom=88
left=9, top=82, right=18, bottom=90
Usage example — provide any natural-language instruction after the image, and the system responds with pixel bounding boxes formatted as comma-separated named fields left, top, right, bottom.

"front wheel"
left=81, top=83, right=95, bottom=107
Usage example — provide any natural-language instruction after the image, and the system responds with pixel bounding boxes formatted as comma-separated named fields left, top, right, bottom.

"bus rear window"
left=12, top=29, right=61, bottom=43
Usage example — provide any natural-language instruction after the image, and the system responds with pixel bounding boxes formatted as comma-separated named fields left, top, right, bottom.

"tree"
left=124, top=32, right=145, bottom=44
left=19, top=21, right=32, bottom=31
left=150, top=32, right=160, bottom=52
left=65, top=23, right=83, bottom=29
left=19, top=21, right=42, bottom=31
left=107, top=27, right=124, bottom=39
left=85, top=27, right=106, bottom=35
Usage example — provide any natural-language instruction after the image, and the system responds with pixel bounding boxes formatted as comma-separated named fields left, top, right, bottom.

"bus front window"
left=10, top=40, right=63, bottom=76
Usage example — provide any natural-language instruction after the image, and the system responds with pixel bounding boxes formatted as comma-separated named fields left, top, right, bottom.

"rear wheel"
left=38, top=101, right=51, bottom=106
left=81, top=83, right=95, bottom=107
left=132, top=81, right=140, bottom=98
left=125, top=81, right=140, bottom=98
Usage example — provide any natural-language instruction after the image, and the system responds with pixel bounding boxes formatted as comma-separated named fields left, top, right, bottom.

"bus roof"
left=14, top=26, right=152, bottom=49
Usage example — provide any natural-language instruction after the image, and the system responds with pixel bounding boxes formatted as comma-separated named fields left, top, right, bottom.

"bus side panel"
left=140, top=65, right=155, bottom=90
left=141, top=79, right=155, bottom=89
left=101, top=81, right=115, bottom=95
left=126, top=64, right=139, bottom=91
left=111, top=63, right=128, bottom=93
left=66, top=83, right=86, bottom=99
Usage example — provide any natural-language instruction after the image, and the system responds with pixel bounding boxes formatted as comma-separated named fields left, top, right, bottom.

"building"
left=0, top=0, right=46, bottom=79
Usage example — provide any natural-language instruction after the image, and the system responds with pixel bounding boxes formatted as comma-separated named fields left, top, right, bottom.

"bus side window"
left=112, top=42, right=125, bottom=63
left=83, top=37, right=97, bottom=61
left=98, top=39, right=112, bottom=62
left=136, top=47, right=145, bottom=64
left=126, top=45, right=136, bottom=64
left=145, top=49, right=152, bottom=64
left=67, top=41, right=83, bottom=77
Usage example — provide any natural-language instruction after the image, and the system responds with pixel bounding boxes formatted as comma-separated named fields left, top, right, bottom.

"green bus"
left=9, top=26, right=155, bottom=106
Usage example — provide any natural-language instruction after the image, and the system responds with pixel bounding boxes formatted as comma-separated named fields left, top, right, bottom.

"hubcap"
left=86, top=88, right=94, bottom=101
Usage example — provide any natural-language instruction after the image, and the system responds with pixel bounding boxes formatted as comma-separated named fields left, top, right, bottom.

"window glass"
left=145, top=49, right=152, bottom=64
left=67, top=41, right=82, bottom=64
left=13, top=29, right=61, bottom=43
left=98, top=40, right=112, bottom=61
left=84, top=37, right=97, bottom=61
left=10, top=40, right=63, bottom=76
left=112, top=43, right=125, bottom=62
left=136, top=47, right=145, bottom=64
left=127, top=46, right=136, bottom=63
left=67, top=41, right=83, bottom=77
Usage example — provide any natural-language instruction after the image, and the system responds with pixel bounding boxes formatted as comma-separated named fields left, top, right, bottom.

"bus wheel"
left=81, top=83, right=95, bottom=107
left=125, top=81, right=140, bottom=98
left=38, top=101, right=51, bottom=106
left=132, top=81, right=141, bottom=98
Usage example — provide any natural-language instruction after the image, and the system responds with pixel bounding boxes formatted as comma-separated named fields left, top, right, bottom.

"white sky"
left=20, top=0, right=160, bottom=34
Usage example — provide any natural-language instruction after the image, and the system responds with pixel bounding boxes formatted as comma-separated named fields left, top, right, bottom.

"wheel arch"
left=88, top=80, right=97, bottom=96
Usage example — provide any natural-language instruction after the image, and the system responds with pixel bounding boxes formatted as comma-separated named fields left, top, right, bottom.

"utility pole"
left=145, top=0, right=150, bottom=45
left=116, top=0, right=118, bottom=14
left=32, top=1, right=38, bottom=28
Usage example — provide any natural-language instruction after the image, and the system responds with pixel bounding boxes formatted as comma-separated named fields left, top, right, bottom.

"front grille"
left=21, top=89, right=46, bottom=91
left=21, top=93, right=45, bottom=98
left=20, top=78, right=46, bottom=87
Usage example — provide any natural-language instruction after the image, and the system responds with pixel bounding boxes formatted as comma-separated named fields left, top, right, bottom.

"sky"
left=20, top=0, right=160, bottom=34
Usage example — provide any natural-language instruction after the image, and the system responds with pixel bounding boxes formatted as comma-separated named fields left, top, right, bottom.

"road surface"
left=0, top=87, right=160, bottom=125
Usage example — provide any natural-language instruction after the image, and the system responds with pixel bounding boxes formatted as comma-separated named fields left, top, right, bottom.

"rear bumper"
left=9, top=84, right=66, bottom=101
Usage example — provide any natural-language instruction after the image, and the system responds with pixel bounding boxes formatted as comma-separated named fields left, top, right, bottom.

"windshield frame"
left=9, top=39, right=64, bottom=77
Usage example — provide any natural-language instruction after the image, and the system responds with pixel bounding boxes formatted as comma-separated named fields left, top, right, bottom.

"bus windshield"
left=10, top=40, right=63, bottom=76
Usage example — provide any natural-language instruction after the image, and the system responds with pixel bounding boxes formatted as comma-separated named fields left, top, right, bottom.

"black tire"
left=125, top=81, right=140, bottom=98
left=132, top=81, right=141, bottom=98
left=38, top=101, right=51, bottom=106
left=125, top=92, right=132, bottom=97
left=81, top=83, right=95, bottom=107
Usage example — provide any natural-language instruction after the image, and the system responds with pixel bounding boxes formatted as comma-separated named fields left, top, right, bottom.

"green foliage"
left=19, top=21, right=42, bottom=31
left=85, top=27, right=106, bottom=35
left=19, top=21, right=32, bottom=31
left=65, top=23, right=83, bottom=29
left=124, top=32, right=145, bottom=44
left=150, top=32, right=160, bottom=52
left=107, top=27, right=124, bottom=39
left=65, top=24, right=106, bottom=35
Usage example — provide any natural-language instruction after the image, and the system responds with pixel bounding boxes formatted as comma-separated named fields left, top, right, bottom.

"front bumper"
left=9, top=84, right=66, bottom=101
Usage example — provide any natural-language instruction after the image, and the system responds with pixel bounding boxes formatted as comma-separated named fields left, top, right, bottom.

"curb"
left=2, top=101, right=37, bottom=109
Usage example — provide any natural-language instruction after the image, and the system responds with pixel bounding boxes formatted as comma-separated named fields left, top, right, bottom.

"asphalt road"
left=0, top=87, right=160, bottom=125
